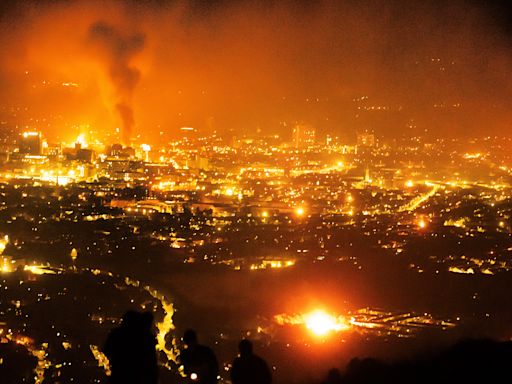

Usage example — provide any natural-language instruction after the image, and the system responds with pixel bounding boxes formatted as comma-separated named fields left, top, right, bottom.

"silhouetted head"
left=326, top=368, right=342, bottom=384
left=183, top=329, right=198, bottom=347
left=122, top=310, right=140, bottom=329
left=238, top=339, right=253, bottom=356
left=141, top=311, right=153, bottom=331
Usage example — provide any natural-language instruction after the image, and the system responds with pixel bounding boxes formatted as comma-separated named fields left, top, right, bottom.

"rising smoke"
left=87, top=21, right=145, bottom=144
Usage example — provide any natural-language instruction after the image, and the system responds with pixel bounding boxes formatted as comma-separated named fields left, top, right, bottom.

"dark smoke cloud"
left=88, top=21, right=145, bottom=143
left=116, top=102, right=135, bottom=139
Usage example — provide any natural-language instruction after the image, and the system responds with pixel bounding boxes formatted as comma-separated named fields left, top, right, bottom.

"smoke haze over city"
left=1, top=0, right=512, bottom=142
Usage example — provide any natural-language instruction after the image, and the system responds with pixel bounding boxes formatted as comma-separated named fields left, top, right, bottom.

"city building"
left=19, top=132, right=42, bottom=155
left=292, top=123, right=316, bottom=148
left=357, top=131, right=376, bottom=147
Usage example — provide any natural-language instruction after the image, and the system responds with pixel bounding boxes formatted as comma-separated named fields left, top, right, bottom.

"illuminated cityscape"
left=2, top=1, right=512, bottom=383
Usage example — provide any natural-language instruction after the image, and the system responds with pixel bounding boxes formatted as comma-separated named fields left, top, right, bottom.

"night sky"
left=1, top=0, right=512, bottom=142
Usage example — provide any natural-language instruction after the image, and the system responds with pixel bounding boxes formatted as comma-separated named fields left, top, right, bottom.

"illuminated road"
left=398, top=184, right=440, bottom=212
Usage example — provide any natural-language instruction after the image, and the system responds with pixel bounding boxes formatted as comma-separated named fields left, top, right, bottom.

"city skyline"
left=1, top=1, right=512, bottom=143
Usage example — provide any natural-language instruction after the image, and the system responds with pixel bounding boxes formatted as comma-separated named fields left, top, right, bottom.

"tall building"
left=189, top=154, right=209, bottom=171
left=19, top=132, right=42, bottom=155
left=357, top=131, right=375, bottom=147
left=292, top=124, right=316, bottom=148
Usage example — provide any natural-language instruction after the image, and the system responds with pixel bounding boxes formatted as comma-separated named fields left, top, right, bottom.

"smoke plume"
left=88, top=21, right=145, bottom=144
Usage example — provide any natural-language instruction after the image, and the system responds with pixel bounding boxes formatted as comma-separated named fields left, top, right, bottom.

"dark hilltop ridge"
left=322, top=338, right=512, bottom=384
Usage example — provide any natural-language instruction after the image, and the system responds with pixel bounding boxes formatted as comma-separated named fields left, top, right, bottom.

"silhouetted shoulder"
left=180, top=344, right=219, bottom=383
left=103, top=310, right=158, bottom=384
left=231, top=354, right=271, bottom=384
left=329, top=338, right=512, bottom=384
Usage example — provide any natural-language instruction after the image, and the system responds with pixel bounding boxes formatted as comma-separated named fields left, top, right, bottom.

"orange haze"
left=1, top=0, right=511, bottom=143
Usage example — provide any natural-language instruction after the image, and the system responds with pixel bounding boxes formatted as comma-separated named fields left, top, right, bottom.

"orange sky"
left=1, top=0, right=511, bottom=143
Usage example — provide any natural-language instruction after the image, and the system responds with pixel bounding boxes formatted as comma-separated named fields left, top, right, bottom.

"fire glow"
left=274, top=308, right=458, bottom=338
left=274, top=310, right=351, bottom=337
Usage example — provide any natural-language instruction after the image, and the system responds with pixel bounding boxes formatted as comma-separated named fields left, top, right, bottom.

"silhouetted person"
left=139, top=312, right=159, bottom=384
left=103, top=310, right=158, bottom=384
left=231, top=339, right=272, bottom=384
left=321, top=368, right=342, bottom=384
left=179, top=329, right=219, bottom=384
